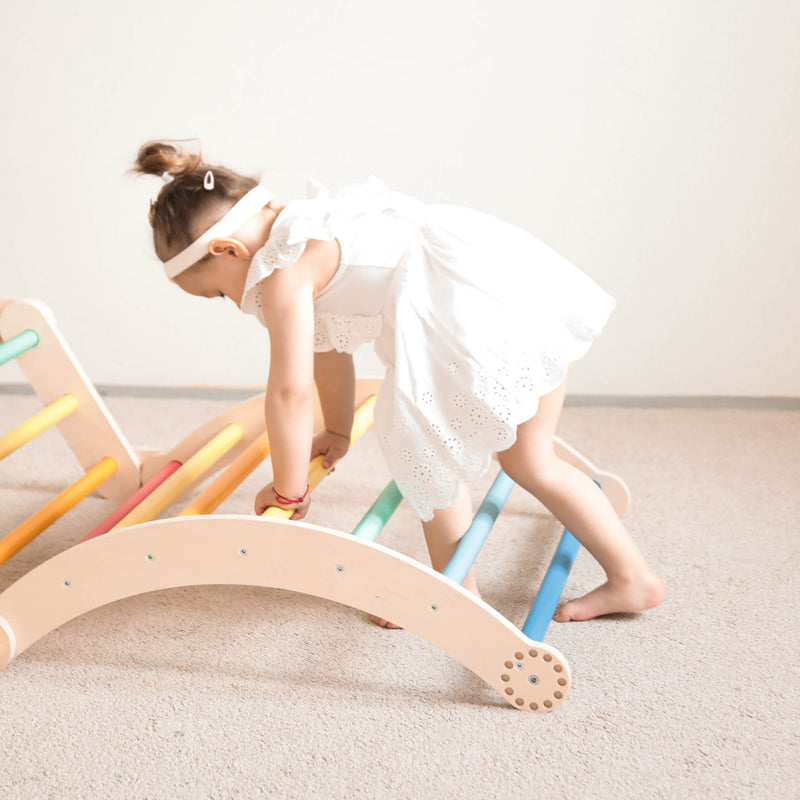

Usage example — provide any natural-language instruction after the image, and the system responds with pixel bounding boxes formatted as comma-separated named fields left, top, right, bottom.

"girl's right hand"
left=311, top=429, right=351, bottom=469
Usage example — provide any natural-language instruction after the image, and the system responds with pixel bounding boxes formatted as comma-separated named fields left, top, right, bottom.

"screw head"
left=239, top=548, right=248, bottom=556
left=62, top=580, right=71, bottom=588
left=336, top=564, right=344, bottom=573
left=528, top=675, right=540, bottom=685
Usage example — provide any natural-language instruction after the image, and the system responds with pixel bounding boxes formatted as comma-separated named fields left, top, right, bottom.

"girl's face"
left=173, top=257, right=250, bottom=307
left=170, top=203, right=280, bottom=307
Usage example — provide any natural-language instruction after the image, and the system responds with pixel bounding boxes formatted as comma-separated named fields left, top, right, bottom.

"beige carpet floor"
left=1, top=393, right=798, bottom=800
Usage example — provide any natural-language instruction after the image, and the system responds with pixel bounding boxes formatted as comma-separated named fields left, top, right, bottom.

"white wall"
left=1, top=0, right=798, bottom=397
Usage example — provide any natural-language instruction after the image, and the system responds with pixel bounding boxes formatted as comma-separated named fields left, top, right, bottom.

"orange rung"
left=179, top=432, right=270, bottom=516
left=0, top=456, right=117, bottom=565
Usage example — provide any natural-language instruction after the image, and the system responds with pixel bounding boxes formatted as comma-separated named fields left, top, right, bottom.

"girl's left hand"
left=255, top=482, right=311, bottom=521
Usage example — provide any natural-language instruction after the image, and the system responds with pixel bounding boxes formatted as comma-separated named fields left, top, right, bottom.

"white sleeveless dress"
left=241, top=175, right=616, bottom=521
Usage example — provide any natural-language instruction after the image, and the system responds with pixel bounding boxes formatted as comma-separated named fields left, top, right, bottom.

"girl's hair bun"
left=132, top=139, right=203, bottom=179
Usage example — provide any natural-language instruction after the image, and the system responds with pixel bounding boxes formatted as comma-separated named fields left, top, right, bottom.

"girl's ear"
left=208, top=237, right=252, bottom=259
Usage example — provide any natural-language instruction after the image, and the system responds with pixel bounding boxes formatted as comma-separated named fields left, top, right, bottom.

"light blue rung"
left=0, top=329, right=39, bottom=368
left=351, top=480, right=403, bottom=541
left=521, top=528, right=580, bottom=642
left=441, top=470, right=515, bottom=585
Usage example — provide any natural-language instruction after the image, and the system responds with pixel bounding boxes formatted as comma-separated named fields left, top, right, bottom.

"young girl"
left=133, top=139, right=664, bottom=626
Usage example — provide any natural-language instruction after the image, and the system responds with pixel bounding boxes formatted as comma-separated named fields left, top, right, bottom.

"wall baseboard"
left=1, top=383, right=798, bottom=409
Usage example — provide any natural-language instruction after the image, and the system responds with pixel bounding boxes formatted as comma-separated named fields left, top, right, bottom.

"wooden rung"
left=262, top=395, right=376, bottom=519
left=0, top=393, right=79, bottom=461
left=0, top=457, right=118, bottom=566
left=441, top=470, right=514, bottom=585
left=110, top=424, right=243, bottom=531
left=0, top=329, right=39, bottom=367
left=351, top=480, right=403, bottom=541
left=79, top=460, right=183, bottom=543
left=521, top=528, right=580, bottom=642
left=178, top=432, right=270, bottom=517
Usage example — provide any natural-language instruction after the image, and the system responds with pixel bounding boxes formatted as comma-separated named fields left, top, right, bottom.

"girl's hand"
left=311, top=429, right=351, bottom=470
left=255, top=482, right=311, bottom=521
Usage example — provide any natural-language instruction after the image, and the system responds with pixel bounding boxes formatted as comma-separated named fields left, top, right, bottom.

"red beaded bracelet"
left=272, top=484, right=310, bottom=505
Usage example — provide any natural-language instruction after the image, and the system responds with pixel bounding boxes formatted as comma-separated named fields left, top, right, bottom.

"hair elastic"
left=161, top=185, right=275, bottom=278
left=204, top=170, right=215, bottom=190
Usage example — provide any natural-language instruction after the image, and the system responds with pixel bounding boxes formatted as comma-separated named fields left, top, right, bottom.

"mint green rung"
left=352, top=480, right=403, bottom=541
left=0, top=329, right=39, bottom=367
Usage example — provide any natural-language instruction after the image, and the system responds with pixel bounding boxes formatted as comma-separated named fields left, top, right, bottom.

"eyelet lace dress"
left=241, top=175, right=617, bottom=522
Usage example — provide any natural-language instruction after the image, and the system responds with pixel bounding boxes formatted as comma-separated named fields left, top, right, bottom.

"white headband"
left=162, top=185, right=275, bottom=278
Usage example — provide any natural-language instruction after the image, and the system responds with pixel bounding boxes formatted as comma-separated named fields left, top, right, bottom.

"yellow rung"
left=0, top=456, right=117, bottom=566
left=0, top=393, right=78, bottom=461
left=178, top=431, right=271, bottom=516
left=111, top=424, right=243, bottom=531
left=263, top=395, right=377, bottom=519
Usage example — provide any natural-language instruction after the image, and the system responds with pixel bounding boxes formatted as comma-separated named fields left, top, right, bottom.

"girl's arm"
left=258, top=245, right=321, bottom=507
left=314, top=349, right=355, bottom=439
left=311, top=349, right=356, bottom=469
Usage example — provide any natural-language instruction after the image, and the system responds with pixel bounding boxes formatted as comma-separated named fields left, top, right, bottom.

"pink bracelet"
left=273, top=484, right=310, bottom=505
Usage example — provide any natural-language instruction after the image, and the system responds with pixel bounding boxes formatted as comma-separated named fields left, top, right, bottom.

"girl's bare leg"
left=371, top=483, right=476, bottom=628
left=497, top=368, right=664, bottom=622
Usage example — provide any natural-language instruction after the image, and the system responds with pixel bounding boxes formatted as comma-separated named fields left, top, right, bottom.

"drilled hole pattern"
left=498, top=646, right=569, bottom=712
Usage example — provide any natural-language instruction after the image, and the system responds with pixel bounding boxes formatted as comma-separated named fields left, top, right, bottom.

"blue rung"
left=442, top=470, right=515, bottom=585
left=521, top=528, right=580, bottom=641
left=351, top=480, right=403, bottom=541
left=0, top=329, right=39, bottom=367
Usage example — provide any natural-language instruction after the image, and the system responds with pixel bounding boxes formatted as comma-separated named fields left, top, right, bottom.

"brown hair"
left=130, top=139, right=258, bottom=263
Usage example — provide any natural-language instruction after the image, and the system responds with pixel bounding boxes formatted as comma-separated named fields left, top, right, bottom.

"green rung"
left=0, top=330, right=39, bottom=367
left=352, top=480, right=403, bottom=541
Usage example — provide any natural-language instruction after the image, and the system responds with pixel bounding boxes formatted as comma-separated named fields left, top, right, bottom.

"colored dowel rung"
left=0, top=457, right=117, bottom=566
left=521, top=528, right=580, bottom=642
left=0, top=329, right=39, bottom=367
left=262, top=395, right=377, bottom=520
left=0, top=393, right=79, bottom=461
left=179, top=432, right=270, bottom=516
left=111, top=424, right=244, bottom=531
left=351, top=481, right=403, bottom=541
left=442, top=470, right=515, bottom=585
left=80, top=460, right=183, bottom=542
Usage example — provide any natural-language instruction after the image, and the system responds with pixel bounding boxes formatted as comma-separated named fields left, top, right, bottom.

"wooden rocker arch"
left=0, top=515, right=571, bottom=711
left=0, top=297, right=631, bottom=712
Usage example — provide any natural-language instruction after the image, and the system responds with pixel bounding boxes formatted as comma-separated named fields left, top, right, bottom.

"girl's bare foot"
left=554, top=570, right=664, bottom=622
left=369, top=577, right=483, bottom=629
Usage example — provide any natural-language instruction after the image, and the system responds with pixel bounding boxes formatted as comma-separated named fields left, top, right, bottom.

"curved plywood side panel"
left=0, top=299, right=141, bottom=500
left=0, top=515, right=570, bottom=712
